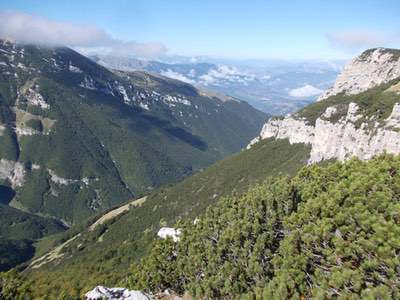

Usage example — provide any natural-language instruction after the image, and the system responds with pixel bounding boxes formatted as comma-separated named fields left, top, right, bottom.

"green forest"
left=127, top=154, right=400, bottom=299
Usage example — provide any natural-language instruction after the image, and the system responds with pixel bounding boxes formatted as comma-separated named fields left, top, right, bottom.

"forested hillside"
left=128, top=154, right=400, bottom=299
left=26, top=138, right=310, bottom=298
left=0, top=40, right=266, bottom=226
left=0, top=39, right=266, bottom=271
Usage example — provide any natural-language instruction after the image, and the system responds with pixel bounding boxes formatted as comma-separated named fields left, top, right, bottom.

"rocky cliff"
left=249, top=48, right=400, bottom=164
left=317, top=48, right=400, bottom=101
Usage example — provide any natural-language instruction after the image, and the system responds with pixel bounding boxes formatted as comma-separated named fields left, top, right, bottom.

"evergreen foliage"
left=0, top=270, right=32, bottom=300
left=0, top=240, right=34, bottom=272
left=0, top=205, right=64, bottom=240
left=128, top=154, right=400, bottom=299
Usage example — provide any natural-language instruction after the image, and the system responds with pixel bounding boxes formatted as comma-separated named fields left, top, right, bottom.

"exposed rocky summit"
left=317, top=48, right=400, bottom=101
left=249, top=48, right=400, bottom=164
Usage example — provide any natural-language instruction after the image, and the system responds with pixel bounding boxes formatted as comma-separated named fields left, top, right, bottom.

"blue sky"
left=0, top=0, right=399, bottom=59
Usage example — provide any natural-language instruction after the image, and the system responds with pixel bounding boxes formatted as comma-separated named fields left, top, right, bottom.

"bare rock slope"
left=318, top=48, right=400, bottom=101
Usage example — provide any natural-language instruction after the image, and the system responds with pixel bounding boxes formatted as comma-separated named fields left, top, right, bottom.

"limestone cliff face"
left=249, top=48, right=400, bottom=164
left=317, top=48, right=400, bottom=101
left=249, top=102, right=400, bottom=163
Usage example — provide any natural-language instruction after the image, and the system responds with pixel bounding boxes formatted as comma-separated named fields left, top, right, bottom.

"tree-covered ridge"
left=128, top=154, right=400, bottom=299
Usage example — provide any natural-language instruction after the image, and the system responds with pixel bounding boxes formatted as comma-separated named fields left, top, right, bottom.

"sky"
left=0, top=0, right=399, bottom=60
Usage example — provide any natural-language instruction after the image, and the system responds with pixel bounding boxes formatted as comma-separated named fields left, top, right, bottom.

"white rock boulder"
left=157, top=227, right=181, bottom=242
left=85, top=286, right=150, bottom=300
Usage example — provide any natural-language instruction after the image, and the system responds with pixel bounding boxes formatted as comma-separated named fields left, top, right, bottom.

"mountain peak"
left=317, top=47, right=400, bottom=101
left=359, top=47, right=400, bottom=61
left=249, top=47, right=400, bottom=164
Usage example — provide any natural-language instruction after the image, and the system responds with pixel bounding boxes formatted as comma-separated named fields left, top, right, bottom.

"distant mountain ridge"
left=91, top=54, right=342, bottom=115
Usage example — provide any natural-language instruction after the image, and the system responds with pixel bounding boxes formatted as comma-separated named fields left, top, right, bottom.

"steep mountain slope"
left=114, top=70, right=267, bottom=158
left=0, top=39, right=266, bottom=230
left=129, top=154, right=400, bottom=299
left=317, top=48, right=400, bottom=101
left=0, top=204, right=65, bottom=271
left=0, top=40, right=266, bottom=275
left=249, top=48, right=400, bottom=163
left=26, top=138, right=310, bottom=298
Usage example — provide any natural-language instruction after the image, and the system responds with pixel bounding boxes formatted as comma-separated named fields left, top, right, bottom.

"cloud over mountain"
left=160, top=69, right=196, bottom=84
left=0, top=11, right=167, bottom=57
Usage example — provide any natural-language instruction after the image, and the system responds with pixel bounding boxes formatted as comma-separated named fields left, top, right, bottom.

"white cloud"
left=199, top=73, right=216, bottom=85
left=326, top=30, right=391, bottom=52
left=160, top=69, right=196, bottom=84
left=289, top=84, right=323, bottom=98
left=0, top=11, right=166, bottom=58
left=187, top=69, right=196, bottom=77
left=261, top=75, right=271, bottom=80
left=198, top=65, right=254, bottom=86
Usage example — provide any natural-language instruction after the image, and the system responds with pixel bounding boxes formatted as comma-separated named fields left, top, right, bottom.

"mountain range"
left=0, top=39, right=266, bottom=271
left=91, top=54, right=343, bottom=115
left=16, top=47, right=400, bottom=298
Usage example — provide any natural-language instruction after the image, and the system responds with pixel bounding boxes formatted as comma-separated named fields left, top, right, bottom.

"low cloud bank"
left=0, top=11, right=167, bottom=58
left=289, top=84, right=323, bottom=98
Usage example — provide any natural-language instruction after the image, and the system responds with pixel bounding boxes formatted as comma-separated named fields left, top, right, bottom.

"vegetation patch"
left=13, top=108, right=55, bottom=134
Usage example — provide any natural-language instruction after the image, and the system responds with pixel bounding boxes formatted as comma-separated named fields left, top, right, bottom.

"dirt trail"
left=89, top=196, right=147, bottom=231
left=29, top=196, right=147, bottom=269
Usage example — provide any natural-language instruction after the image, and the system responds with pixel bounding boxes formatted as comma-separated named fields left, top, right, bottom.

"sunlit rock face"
left=317, top=48, right=400, bottom=101
left=249, top=102, right=400, bottom=164
left=0, top=159, right=25, bottom=188
left=85, top=286, right=182, bottom=300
